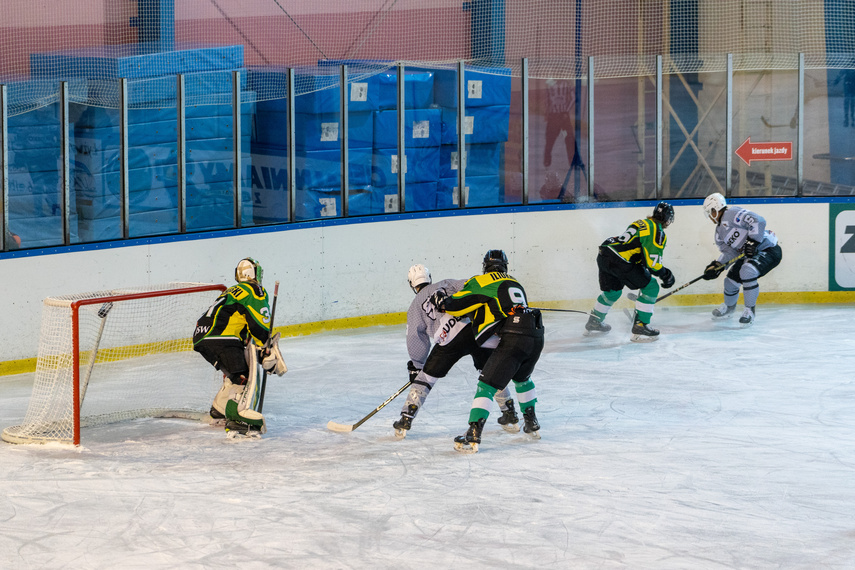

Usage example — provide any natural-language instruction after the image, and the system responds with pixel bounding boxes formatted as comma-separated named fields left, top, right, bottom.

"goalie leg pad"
left=211, top=377, right=244, bottom=417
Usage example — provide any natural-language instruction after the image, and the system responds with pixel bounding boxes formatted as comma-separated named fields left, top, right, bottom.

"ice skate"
left=739, top=306, right=755, bottom=326
left=522, top=407, right=541, bottom=439
left=454, top=418, right=486, bottom=453
left=497, top=399, right=520, bottom=432
left=393, top=404, right=418, bottom=439
left=630, top=320, right=660, bottom=343
left=712, top=303, right=736, bottom=318
left=208, top=405, right=226, bottom=426
left=583, top=314, right=611, bottom=336
left=225, top=420, right=262, bottom=439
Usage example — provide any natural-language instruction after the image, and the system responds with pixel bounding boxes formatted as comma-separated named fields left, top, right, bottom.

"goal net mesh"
left=2, top=282, right=225, bottom=445
left=0, top=0, right=850, bottom=116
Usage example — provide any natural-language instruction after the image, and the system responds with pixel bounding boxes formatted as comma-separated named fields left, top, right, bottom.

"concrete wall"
left=0, top=201, right=830, bottom=365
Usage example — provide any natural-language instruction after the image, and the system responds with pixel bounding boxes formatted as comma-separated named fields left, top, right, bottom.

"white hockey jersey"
left=714, top=206, right=778, bottom=262
left=405, top=279, right=470, bottom=369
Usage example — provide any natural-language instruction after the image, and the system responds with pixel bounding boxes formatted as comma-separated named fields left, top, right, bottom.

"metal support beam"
left=60, top=81, right=71, bottom=246
left=176, top=73, right=186, bottom=232
left=656, top=56, right=663, bottom=197
left=0, top=85, right=7, bottom=251
left=232, top=70, right=242, bottom=228
left=287, top=68, right=296, bottom=222
left=726, top=54, right=733, bottom=196
left=119, top=78, right=130, bottom=239
left=521, top=58, right=529, bottom=205
left=457, top=60, right=466, bottom=208
left=397, top=63, right=406, bottom=212
left=797, top=53, right=804, bottom=196
left=340, top=65, right=349, bottom=217
left=587, top=56, right=595, bottom=200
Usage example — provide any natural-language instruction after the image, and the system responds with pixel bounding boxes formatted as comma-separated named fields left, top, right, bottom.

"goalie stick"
left=327, top=381, right=412, bottom=433
left=257, top=280, right=280, bottom=414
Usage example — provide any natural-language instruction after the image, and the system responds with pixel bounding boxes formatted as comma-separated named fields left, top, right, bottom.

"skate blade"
left=524, top=429, right=542, bottom=440
left=739, top=320, right=754, bottom=328
left=630, top=334, right=659, bottom=343
left=394, top=428, right=407, bottom=440
left=454, top=441, right=479, bottom=453
left=225, top=429, right=262, bottom=440
left=583, top=329, right=609, bottom=337
left=500, top=423, right=521, bottom=433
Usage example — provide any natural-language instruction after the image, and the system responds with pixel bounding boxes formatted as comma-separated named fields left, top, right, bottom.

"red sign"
left=736, top=138, right=793, bottom=166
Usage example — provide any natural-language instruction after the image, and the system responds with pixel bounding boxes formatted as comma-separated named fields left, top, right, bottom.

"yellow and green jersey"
left=443, top=271, right=529, bottom=344
left=193, top=282, right=271, bottom=347
left=601, top=218, right=668, bottom=272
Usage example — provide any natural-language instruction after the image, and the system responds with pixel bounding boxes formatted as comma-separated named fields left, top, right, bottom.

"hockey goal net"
left=2, top=282, right=227, bottom=446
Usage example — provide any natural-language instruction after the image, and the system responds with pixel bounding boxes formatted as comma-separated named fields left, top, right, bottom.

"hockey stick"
left=80, top=302, right=113, bottom=407
left=626, top=253, right=746, bottom=303
left=327, top=381, right=412, bottom=433
left=530, top=307, right=589, bottom=315
left=257, top=280, right=280, bottom=414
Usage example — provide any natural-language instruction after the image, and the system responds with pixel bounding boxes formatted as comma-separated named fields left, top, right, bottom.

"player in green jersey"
left=194, top=257, right=286, bottom=436
left=585, top=202, right=675, bottom=342
left=432, top=250, right=544, bottom=453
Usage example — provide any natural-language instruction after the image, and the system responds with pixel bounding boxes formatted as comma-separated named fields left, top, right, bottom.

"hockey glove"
left=429, top=289, right=448, bottom=312
left=261, top=332, right=288, bottom=376
left=743, top=238, right=759, bottom=257
left=657, top=267, right=675, bottom=288
left=703, top=260, right=726, bottom=280
left=407, top=360, right=421, bottom=383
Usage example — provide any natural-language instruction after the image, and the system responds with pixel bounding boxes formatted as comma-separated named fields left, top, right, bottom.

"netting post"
left=587, top=56, right=595, bottom=201
left=287, top=68, right=296, bottom=222
left=60, top=81, right=71, bottom=246
left=521, top=58, right=529, bottom=205
left=456, top=60, right=466, bottom=208
left=340, top=64, right=349, bottom=217
left=0, top=84, right=7, bottom=252
left=177, top=73, right=187, bottom=232
left=71, top=302, right=81, bottom=446
left=120, top=78, right=129, bottom=239
left=656, top=55, right=663, bottom=198
left=725, top=53, right=733, bottom=196
left=797, top=53, right=804, bottom=197
left=232, top=70, right=243, bottom=229
left=397, top=63, right=406, bottom=212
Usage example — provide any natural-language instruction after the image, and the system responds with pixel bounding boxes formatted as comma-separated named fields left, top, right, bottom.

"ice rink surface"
left=1, top=303, right=854, bottom=569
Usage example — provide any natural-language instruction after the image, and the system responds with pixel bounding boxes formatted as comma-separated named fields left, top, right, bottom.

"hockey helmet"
left=651, top=201, right=674, bottom=228
left=407, top=264, right=432, bottom=293
left=235, top=257, right=263, bottom=284
left=482, top=249, right=508, bottom=274
left=703, top=192, right=727, bottom=222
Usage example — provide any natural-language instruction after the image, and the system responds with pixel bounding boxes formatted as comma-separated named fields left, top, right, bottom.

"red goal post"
left=2, top=282, right=227, bottom=446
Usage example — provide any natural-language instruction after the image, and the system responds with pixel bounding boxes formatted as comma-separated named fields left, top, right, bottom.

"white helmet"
left=235, top=257, right=263, bottom=284
left=703, top=192, right=727, bottom=222
left=407, top=264, right=431, bottom=293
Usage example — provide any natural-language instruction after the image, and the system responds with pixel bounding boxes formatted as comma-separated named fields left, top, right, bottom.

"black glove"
left=744, top=238, right=759, bottom=257
left=703, top=260, right=725, bottom=280
left=429, top=289, right=448, bottom=312
left=407, top=360, right=421, bottom=383
left=657, top=267, right=675, bottom=289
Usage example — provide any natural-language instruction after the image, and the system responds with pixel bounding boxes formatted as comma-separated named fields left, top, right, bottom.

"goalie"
left=193, top=257, right=287, bottom=436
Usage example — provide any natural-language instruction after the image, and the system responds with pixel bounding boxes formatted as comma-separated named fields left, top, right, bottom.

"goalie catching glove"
left=261, top=332, right=287, bottom=376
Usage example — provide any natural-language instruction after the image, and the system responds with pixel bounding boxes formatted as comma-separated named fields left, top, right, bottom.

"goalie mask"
left=235, top=257, right=263, bottom=284
left=482, top=249, right=508, bottom=274
left=703, top=192, right=727, bottom=223
left=407, top=264, right=432, bottom=294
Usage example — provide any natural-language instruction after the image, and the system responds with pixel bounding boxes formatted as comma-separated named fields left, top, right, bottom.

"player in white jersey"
left=394, top=264, right=517, bottom=438
left=701, top=193, right=783, bottom=325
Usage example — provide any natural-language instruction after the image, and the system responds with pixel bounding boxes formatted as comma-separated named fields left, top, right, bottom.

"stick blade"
left=326, top=420, right=354, bottom=433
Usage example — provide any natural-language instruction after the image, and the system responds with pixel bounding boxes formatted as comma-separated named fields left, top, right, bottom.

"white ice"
left=1, top=303, right=855, bottom=569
